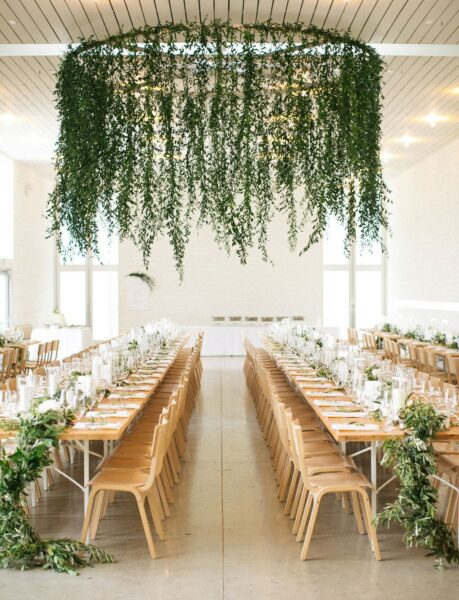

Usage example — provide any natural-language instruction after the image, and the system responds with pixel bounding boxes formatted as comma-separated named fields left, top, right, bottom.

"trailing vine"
left=50, top=21, right=388, bottom=277
left=377, top=398, right=459, bottom=564
left=0, top=408, right=114, bottom=574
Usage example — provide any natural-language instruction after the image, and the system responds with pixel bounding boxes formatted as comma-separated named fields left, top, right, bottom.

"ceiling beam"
left=0, top=43, right=459, bottom=58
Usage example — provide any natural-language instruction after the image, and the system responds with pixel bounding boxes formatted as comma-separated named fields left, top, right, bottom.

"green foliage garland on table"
left=49, top=21, right=388, bottom=276
left=0, top=408, right=114, bottom=574
left=377, top=398, right=459, bottom=564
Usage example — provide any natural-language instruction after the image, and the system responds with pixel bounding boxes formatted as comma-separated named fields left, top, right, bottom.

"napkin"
left=102, top=403, right=141, bottom=409
left=323, top=411, right=368, bottom=418
left=86, top=410, right=130, bottom=418
left=313, top=399, right=355, bottom=407
left=307, top=391, right=346, bottom=397
left=331, top=423, right=379, bottom=431
left=109, top=392, right=146, bottom=399
left=72, top=422, right=122, bottom=430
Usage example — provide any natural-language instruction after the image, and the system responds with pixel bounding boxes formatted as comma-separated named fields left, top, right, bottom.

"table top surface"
left=263, top=338, right=459, bottom=444
left=0, top=335, right=189, bottom=442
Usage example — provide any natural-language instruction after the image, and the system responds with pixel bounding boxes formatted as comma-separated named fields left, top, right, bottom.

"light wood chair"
left=292, top=422, right=381, bottom=561
left=81, top=419, right=169, bottom=559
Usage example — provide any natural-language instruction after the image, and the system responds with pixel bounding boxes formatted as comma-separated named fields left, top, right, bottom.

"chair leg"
left=157, top=478, right=171, bottom=517
left=300, top=496, right=321, bottom=560
left=147, top=492, right=166, bottom=541
left=293, top=486, right=307, bottom=534
left=359, top=491, right=382, bottom=561
left=81, top=490, right=100, bottom=543
left=136, top=496, right=158, bottom=559
left=351, top=491, right=365, bottom=535
left=291, top=479, right=303, bottom=520
left=296, top=492, right=313, bottom=542
left=90, top=491, right=106, bottom=540
left=284, top=470, right=299, bottom=515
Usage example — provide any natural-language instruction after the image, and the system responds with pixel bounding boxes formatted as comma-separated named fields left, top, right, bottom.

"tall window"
left=57, top=228, right=119, bottom=340
left=0, top=153, right=14, bottom=328
left=0, top=153, right=14, bottom=261
left=0, top=271, right=10, bottom=329
left=323, top=218, right=385, bottom=331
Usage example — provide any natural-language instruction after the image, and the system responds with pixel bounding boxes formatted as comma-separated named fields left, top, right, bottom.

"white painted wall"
left=119, top=217, right=323, bottom=331
left=386, top=136, right=459, bottom=330
left=12, top=162, right=55, bottom=328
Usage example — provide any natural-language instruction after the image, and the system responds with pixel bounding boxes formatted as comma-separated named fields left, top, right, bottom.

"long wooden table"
left=262, top=337, right=459, bottom=519
left=0, top=335, right=189, bottom=516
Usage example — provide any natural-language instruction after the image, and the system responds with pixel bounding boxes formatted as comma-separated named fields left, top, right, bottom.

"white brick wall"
left=387, top=136, right=459, bottom=329
left=119, top=215, right=323, bottom=330
left=12, top=162, right=55, bottom=328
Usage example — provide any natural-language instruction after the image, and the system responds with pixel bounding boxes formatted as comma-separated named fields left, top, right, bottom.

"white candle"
left=48, top=374, right=57, bottom=397
left=19, top=386, right=30, bottom=412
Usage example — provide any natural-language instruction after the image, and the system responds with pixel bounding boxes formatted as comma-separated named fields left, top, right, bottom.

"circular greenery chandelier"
left=49, top=21, right=388, bottom=275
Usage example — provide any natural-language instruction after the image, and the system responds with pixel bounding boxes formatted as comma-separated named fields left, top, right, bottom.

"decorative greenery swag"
left=0, top=408, right=113, bottom=574
left=50, top=21, right=388, bottom=276
left=378, top=398, right=459, bottom=564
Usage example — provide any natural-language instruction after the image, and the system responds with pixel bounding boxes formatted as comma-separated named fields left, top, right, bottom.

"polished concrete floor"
left=1, top=357, right=457, bottom=599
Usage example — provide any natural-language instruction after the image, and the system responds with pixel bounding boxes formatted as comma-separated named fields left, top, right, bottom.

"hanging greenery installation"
left=50, top=21, right=388, bottom=276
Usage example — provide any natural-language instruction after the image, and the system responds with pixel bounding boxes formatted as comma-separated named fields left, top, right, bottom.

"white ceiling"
left=0, top=0, right=458, bottom=173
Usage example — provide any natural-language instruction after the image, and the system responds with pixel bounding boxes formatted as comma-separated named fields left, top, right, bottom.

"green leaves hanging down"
left=0, top=411, right=114, bottom=574
left=49, top=21, right=389, bottom=277
left=377, top=399, right=459, bottom=564
left=126, top=271, right=155, bottom=291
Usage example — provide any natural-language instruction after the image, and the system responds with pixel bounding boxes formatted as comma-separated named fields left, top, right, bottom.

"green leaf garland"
left=49, top=21, right=388, bottom=277
left=377, top=398, right=459, bottom=564
left=0, top=410, right=114, bottom=574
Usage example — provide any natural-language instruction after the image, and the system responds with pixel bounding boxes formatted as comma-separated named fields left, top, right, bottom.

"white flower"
left=37, top=399, right=62, bottom=413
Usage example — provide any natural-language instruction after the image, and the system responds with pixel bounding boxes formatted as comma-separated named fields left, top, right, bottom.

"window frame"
left=55, top=245, right=119, bottom=339
left=323, top=232, right=387, bottom=329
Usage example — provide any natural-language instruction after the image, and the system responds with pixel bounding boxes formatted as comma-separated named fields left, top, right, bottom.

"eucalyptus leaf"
left=49, top=21, right=389, bottom=278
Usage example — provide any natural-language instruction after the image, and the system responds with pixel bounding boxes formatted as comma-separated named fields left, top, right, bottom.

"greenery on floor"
left=0, top=408, right=114, bottom=575
left=378, top=398, right=459, bottom=564
left=50, top=20, right=388, bottom=277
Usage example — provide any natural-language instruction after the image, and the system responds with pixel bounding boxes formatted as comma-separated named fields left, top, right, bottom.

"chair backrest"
left=408, top=343, right=419, bottom=368
left=51, top=340, right=60, bottom=360
left=0, top=349, right=14, bottom=381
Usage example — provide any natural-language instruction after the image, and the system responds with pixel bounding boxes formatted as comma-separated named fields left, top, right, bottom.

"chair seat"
left=303, top=454, right=356, bottom=475
left=308, top=470, right=370, bottom=490
left=91, top=467, right=149, bottom=488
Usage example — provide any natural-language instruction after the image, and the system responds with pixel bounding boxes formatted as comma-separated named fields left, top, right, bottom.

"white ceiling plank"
left=321, top=0, right=349, bottom=31
left=183, top=0, right=200, bottom=23
left=57, top=0, right=97, bottom=39
left=345, top=0, right=380, bottom=40
left=31, top=0, right=75, bottom=42
left=228, top=0, right=244, bottom=23
left=309, top=0, right=334, bottom=29
left=140, top=0, right=163, bottom=27
left=121, top=0, right=147, bottom=28
left=0, top=7, right=38, bottom=43
left=199, top=0, right=215, bottom=21
left=1, top=0, right=50, bottom=42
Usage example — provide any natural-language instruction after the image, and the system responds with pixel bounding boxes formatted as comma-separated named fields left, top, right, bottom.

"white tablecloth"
left=29, top=327, right=93, bottom=360
left=185, top=325, right=266, bottom=356
left=184, top=325, right=341, bottom=356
